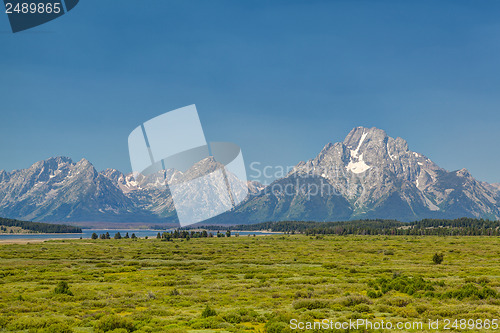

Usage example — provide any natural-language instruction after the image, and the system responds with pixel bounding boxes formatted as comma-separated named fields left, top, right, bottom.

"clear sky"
left=0, top=0, right=499, bottom=183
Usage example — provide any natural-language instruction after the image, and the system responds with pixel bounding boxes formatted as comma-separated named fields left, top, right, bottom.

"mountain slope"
left=208, top=127, right=499, bottom=224
left=0, top=157, right=160, bottom=222
left=0, top=156, right=255, bottom=224
left=0, top=127, right=498, bottom=225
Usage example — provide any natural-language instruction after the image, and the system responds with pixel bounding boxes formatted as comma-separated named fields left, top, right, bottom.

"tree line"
left=0, top=217, right=82, bottom=233
left=156, top=230, right=233, bottom=240
left=208, top=218, right=500, bottom=236
left=90, top=230, right=235, bottom=240
left=91, top=232, right=138, bottom=240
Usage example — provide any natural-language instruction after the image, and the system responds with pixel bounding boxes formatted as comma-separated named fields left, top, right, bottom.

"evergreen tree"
left=54, top=281, right=73, bottom=296
left=433, top=253, right=444, bottom=265
left=0, top=217, right=81, bottom=233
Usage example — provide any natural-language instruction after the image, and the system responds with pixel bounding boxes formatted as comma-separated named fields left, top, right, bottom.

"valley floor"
left=0, top=236, right=499, bottom=332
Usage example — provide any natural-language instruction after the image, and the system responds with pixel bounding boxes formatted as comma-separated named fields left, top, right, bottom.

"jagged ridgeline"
left=220, top=218, right=500, bottom=236
left=0, top=127, right=499, bottom=224
left=0, top=217, right=81, bottom=233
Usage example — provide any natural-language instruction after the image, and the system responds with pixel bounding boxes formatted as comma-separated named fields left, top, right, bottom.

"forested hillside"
left=220, top=218, right=500, bottom=236
left=0, top=217, right=81, bottom=233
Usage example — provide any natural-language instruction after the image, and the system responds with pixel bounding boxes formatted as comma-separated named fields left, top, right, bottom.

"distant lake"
left=0, top=229, right=278, bottom=240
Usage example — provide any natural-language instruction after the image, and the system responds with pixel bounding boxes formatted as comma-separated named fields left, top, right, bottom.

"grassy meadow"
left=0, top=235, right=499, bottom=332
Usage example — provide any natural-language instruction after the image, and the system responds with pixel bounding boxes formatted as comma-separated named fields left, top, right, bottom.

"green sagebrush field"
left=0, top=235, right=499, bottom=333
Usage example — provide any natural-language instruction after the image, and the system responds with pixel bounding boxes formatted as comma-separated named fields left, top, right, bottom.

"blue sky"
left=0, top=0, right=499, bottom=183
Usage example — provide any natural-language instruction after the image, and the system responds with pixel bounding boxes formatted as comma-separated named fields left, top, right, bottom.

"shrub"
left=264, top=312, right=293, bottom=333
left=443, top=284, right=498, bottom=300
left=367, top=290, right=382, bottom=298
left=164, top=329, right=187, bottom=333
left=478, top=277, right=491, bottom=285
left=189, top=317, right=223, bottom=329
left=222, top=311, right=242, bottom=323
left=94, top=315, right=135, bottom=332
left=54, top=281, right=73, bottom=296
left=44, top=322, right=74, bottom=333
left=397, top=306, right=419, bottom=318
left=386, top=297, right=411, bottom=307
left=294, top=289, right=314, bottom=299
left=7, top=316, right=47, bottom=330
left=415, top=304, right=428, bottom=314
left=339, top=295, right=372, bottom=307
left=201, top=305, right=216, bottom=318
left=293, top=299, right=330, bottom=310
left=265, top=321, right=289, bottom=333
left=433, top=253, right=444, bottom=265
left=354, top=304, right=370, bottom=313
left=370, top=275, right=434, bottom=296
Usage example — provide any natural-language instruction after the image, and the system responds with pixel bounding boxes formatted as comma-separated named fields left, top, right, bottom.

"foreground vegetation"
left=0, top=235, right=499, bottom=332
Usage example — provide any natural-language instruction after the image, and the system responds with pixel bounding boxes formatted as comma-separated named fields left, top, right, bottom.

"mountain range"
left=211, top=127, right=500, bottom=224
left=0, top=127, right=498, bottom=226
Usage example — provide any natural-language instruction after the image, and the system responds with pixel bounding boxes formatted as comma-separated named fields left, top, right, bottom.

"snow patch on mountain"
left=224, top=126, right=500, bottom=223
left=347, top=154, right=371, bottom=174
left=346, top=131, right=371, bottom=174
left=0, top=126, right=498, bottom=224
left=350, top=132, right=368, bottom=158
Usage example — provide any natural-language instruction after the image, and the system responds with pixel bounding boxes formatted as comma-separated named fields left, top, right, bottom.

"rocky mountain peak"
left=76, top=158, right=92, bottom=166
left=101, top=169, right=124, bottom=182
left=0, top=127, right=498, bottom=224
left=343, top=127, right=387, bottom=148
left=456, top=168, right=472, bottom=178
left=51, top=156, right=73, bottom=164
left=70, top=158, right=99, bottom=179
left=31, top=156, right=70, bottom=169
left=344, top=127, right=409, bottom=156
left=173, top=156, right=225, bottom=183
left=227, top=126, right=500, bottom=223
left=0, top=170, right=8, bottom=182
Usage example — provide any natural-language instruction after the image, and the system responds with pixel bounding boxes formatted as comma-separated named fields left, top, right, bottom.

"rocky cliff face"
left=210, top=127, right=499, bottom=224
left=0, top=156, right=255, bottom=224
left=0, top=157, right=155, bottom=222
